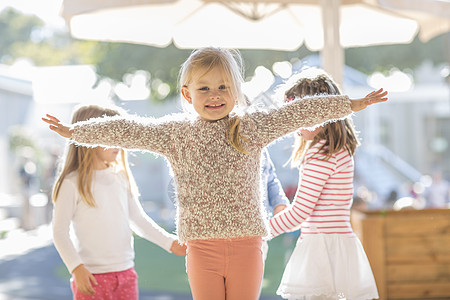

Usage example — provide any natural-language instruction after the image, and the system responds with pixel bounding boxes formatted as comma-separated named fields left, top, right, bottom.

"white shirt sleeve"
left=128, top=193, right=177, bottom=253
left=52, top=179, right=83, bottom=274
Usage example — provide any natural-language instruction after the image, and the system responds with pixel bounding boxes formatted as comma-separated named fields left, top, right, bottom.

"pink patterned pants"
left=71, top=267, right=138, bottom=300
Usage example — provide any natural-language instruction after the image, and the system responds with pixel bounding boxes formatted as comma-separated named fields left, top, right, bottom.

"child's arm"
left=42, top=113, right=178, bottom=154
left=128, top=192, right=186, bottom=255
left=52, top=180, right=99, bottom=293
left=264, top=150, right=290, bottom=213
left=250, top=89, right=387, bottom=146
left=52, top=180, right=85, bottom=273
left=269, top=147, right=335, bottom=238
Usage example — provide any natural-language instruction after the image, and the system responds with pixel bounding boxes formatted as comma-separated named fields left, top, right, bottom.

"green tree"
left=92, top=43, right=313, bottom=100
left=346, top=34, right=450, bottom=75
left=0, top=8, right=43, bottom=63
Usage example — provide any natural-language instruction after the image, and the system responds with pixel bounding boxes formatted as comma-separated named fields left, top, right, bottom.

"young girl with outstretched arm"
left=269, top=68, right=379, bottom=300
left=43, top=47, right=387, bottom=300
left=51, top=104, right=186, bottom=299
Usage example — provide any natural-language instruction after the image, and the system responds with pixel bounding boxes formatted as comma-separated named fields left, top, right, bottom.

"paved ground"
left=0, top=242, right=190, bottom=300
left=0, top=224, right=282, bottom=300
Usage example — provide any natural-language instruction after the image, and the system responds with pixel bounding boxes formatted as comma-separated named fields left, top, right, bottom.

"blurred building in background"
left=258, top=56, right=450, bottom=210
left=1, top=57, right=449, bottom=234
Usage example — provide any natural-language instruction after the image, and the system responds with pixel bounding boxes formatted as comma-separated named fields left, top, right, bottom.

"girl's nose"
left=210, top=90, right=220, bottom=99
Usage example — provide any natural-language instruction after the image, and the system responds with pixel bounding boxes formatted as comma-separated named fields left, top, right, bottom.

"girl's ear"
left=181, top=86, right=192, bottom=104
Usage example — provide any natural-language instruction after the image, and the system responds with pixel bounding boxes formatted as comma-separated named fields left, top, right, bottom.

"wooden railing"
left=353, top=208, right=450, bottom=300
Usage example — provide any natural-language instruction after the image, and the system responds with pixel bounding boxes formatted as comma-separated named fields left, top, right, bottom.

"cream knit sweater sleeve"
left=70, top=113, right=186, bottom=155
left=244, top=94, right=352, bottom=147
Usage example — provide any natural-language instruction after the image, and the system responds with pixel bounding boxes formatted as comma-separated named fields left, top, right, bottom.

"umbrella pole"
left=320, top=0, right=344, bottom=88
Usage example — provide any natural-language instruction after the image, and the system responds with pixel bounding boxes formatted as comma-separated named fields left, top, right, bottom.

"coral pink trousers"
left=186, top=236, right=263, bottom=300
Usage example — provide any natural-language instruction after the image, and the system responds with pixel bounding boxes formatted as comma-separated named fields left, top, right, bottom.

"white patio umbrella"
left=60, top=0, right=450, bottom=85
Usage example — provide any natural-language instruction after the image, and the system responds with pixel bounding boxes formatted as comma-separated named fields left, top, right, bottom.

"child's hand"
left=170, top=240, right=187, bottom=256
left=350, top=88, right=388, bottom=112
left=72, top=264, right=97, bottom=295
left=273, top=204, right=288, bottom=216
left=41, top=114, right=73, bottom=138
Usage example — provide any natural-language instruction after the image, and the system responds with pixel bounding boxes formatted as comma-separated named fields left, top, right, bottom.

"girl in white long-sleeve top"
left=51, top=104, right=186, bottom=299
left=269, top=68, right=379, bottom=300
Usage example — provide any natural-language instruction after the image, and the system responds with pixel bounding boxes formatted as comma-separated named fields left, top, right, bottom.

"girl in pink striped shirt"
left=269, top=69, right=379, bottom=300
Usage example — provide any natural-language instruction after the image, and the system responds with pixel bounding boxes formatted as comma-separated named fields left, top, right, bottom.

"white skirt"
left=277, top=234, right=379, bottom=300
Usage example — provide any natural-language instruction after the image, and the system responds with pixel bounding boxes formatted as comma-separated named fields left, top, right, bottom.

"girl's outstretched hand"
left=350, top=88, right=388, bottom=112
left=42, top=114, right=73, bottom=138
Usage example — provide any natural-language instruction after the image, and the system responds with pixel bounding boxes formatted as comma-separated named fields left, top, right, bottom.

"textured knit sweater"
left=269, top=140, right=355, bottom=238
left=70, top=95, right=352, bottom=242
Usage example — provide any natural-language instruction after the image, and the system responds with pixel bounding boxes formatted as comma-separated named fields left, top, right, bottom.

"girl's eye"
left=219, top=85, right=227, bottom=90
left=199, top=87, right=209, bottom=91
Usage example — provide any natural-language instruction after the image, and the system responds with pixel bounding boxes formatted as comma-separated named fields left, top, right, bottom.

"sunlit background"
left=1, top=0, right=450, bottom=299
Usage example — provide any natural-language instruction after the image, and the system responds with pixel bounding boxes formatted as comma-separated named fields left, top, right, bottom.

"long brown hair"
left=179, top=47, right=249, bottom=154
left=284, top=68, right=360, bottom=167
left=52, top=104, right=139, bottom=206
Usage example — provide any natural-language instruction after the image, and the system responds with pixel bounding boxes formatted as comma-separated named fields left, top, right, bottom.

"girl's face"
left=93, top=147, right=120, bottom=169
left=298, top=127, right=322, bottom=141
left=181, top=66, right=235, bottom=121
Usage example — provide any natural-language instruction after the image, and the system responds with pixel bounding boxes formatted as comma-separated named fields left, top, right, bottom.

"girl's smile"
left=206, top=103, right=225, bottom=108
left=181, top=66, right=235, bottom=121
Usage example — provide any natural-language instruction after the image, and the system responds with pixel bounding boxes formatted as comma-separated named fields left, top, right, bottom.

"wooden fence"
left=354, top=209, right=450, bottom=300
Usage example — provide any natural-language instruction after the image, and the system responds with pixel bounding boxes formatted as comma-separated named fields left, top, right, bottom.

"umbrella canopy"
left=60, top=0, right=450, bottom=85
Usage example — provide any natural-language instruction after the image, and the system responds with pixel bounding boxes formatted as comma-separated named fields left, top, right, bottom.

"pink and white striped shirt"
left=270, top=140, right=355, bottom=237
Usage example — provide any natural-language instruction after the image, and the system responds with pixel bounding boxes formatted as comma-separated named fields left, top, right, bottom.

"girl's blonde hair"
left=284, top=68, right=360, bottom=167
left=52, top=104, right=139, bottom=207
left=179, top=47, right=248, bottom=154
